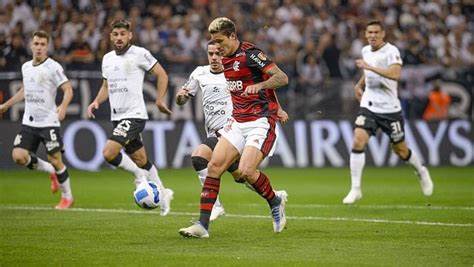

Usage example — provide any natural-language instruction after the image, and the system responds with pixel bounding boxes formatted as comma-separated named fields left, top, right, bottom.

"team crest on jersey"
left=233, top=61, right=240, bottom=71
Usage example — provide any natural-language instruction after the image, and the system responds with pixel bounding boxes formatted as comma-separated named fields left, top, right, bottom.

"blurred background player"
left=343, top=21, right=434, bottom=204
left=0, top=30, right=74, bottom=209
left=86, top=19, right=174, bottom=216
left=179, top=17, right=289, bottom=238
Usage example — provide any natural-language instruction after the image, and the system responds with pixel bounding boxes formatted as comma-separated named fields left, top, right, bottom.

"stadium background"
left=0, top=0, right=472, bottom=169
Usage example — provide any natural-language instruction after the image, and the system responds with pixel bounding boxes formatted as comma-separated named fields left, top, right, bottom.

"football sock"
left=107, top=153, right=146, bottom=181
left=197, top=168, right=222, bottom=207
left=404, top=149, right=423, bottom=172
left=251, top=171, right=280, bottom=207
left=139, top=160, right=165, bottom=190
left=350, top=149, right=365, bottom=190
left=199, top=176, right=221, bottom=230
left=56, top=166, right=72, bottom=199
left=26, top=154, right=55, bottom=174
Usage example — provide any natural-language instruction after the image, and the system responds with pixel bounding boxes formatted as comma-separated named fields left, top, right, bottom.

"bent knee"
left=12, top=149, right=29, bottom=165
left=238, top=166, right=256, bottom=180
left=103, top=147, right=119, bottom=162
left=207, top=160, right=227, bottom=174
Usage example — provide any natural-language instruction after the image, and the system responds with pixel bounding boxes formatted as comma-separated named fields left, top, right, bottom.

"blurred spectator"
left=423, top=82, right=451, bottom=121
left=66, top=32, right=94, bottom=70
left=162, top=31, right=192, bottom=73
left=3, top=33, right=28, bottom=71
left=138, top=17, right=160, bottom=54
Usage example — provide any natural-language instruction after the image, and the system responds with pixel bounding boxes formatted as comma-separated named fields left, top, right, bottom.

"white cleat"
left=179, top=222, right=209, bottom=238
left=416, top=166, right=434, bottom=196
left=272, top=190, right=288, bottom=233
left=210, top=205, right=225, bottom=221
left=159, top=188, right=174, bottom=216
left=342, top=189, right=362, bottom=204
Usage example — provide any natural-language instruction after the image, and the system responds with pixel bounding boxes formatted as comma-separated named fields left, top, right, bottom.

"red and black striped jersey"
left=222, top=41, right=278, bottom=123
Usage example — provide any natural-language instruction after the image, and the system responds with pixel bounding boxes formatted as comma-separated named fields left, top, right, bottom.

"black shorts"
left=13, top=125, right=63, bottom=154
left=110, top=119, right=146, bottom=154
left=354, top=107, right=405, bottom=144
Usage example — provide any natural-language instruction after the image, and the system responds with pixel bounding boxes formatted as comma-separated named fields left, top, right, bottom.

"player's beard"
left=114, top=40, right=131, bottom=55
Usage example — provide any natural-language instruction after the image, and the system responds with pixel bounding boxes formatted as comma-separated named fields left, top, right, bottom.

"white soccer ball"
left=133, top=181, right=160, bottom=209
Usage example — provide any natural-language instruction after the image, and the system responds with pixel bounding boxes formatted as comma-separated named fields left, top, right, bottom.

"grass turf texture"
left=1, top=167, right=473, bottom=266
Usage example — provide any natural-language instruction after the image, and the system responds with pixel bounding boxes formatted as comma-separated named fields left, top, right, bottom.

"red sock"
left=251, top=172, right=278, bottom=206
left=199, top=176, right=220, bottom=230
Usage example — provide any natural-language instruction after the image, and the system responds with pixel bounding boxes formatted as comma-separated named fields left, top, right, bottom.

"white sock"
left=57, top=167, right=73, bottom=199
left=350, top=152, right=365, bottom=190
left=406, top=150, right=423, bottom=172
left=28, top=156, right=55, bottom=173
left=118, top=153, right=147, bottom=181
left=197, top=168, right=221, bottom=207
left=146, top=164, right=165, bottom=190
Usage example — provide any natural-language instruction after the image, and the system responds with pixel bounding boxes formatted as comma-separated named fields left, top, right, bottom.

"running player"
left=87, top=19, right=174, bottom=215
left=0, top=30, right=74, bottom=209
left=342, top=20, right=434, bottom=204
left=179, top=17, right=289, bottom=238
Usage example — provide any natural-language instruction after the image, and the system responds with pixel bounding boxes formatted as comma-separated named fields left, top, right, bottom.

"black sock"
left=106, top=153, right=122, bottom=167
left=139, top=160, right=153, bottom=171
left=26, top=154, right=38, bottom=169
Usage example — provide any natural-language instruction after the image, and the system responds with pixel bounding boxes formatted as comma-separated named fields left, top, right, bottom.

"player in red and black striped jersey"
left=179, top=17, right=289, bottom=238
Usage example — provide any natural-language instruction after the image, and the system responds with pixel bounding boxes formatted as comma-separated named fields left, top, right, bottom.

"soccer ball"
left=133, top=181, right=160, bottom=209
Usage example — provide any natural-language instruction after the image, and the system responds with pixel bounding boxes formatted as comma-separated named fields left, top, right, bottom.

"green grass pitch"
left=1, top=167, right=473, bottom=266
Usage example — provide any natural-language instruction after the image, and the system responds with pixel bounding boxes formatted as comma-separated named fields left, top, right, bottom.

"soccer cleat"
left=271, top=190, right=288, bottom=233
left=159, top=188, right=174, bottom=216
left=342, top=189, right=362, bottom=204
left=210, top=204, right=225, bottom=221
left=416, top=166, right=434, bottom=196
left=49, top=173, right=59, bottom=194
left=179, top=222, right=209, bottom=238
left=55, top=197, right=74, bottom=209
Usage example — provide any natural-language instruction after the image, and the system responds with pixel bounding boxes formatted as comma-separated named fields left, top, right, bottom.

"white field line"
left=1, top=205, right=473, bottom=228
left=203, top=203, right=474, bottom=211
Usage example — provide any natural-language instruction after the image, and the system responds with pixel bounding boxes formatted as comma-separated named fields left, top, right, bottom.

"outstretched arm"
left=57, top=81, right=73, bottom=121
left=150, top=62, right=172, bottom=115
left=0, top=86, right=24, bottom=113
left=87, top=79, right=109, bottom=118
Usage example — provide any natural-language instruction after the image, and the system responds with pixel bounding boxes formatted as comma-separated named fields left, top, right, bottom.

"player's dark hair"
left=207, top=40, right=218, bottom=46
left=32, top=30, right=50, bottom=42
left=111, top=19, right=131, bottom=31
left=366, top=20, right=384, bottom=30
left=208, top=17, right=236, bottom=37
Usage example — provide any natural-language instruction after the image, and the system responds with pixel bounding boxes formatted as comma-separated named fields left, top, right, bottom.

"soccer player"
left=179, top=17, right=289, bottom=238
left=342, top=20, right=434, bottom=204
left=86, top=19, right=174, bottom=215
left=0, top=30, right=74, bottom=209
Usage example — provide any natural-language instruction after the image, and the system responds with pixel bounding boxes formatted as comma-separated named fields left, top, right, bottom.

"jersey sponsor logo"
left=249, top=53, right=266, bottom=68
left=233, top=61, right=240, bottom=71
left=227, top=80, right=243, bottom=92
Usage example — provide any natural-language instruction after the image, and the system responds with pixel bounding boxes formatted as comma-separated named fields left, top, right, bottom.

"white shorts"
left=218, top=117, right=278, bottom=157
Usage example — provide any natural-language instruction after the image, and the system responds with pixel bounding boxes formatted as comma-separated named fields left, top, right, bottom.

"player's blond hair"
left=208, top=17, right=236, bottom=36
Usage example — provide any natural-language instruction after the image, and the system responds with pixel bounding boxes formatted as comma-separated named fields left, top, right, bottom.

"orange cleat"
left=49, top=173, right=59, bottom=194
left=55, top=197, right=74, bottom=210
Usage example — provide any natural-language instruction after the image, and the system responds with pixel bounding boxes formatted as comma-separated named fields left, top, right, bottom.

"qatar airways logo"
left=227, top=80, right=243, bottom=92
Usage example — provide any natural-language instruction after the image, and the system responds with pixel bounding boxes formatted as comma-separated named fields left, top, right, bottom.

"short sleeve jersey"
left=221, top=41, right=279, bottom=122
left=183, top=65, right=232, bottom=137
left=361, top=42, right=403, bottom=113
left=21, top=58, right=69, bottom=127
left=102, top=45, right=158, bottom=121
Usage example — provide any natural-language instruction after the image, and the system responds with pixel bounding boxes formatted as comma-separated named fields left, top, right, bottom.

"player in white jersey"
left=0, top=31, right=74, bottom=209
left=176, top=41, right=239, bottom=221
left=86, top=19, right=174, bottom=215
left=343, top=20, right=433, bottom=204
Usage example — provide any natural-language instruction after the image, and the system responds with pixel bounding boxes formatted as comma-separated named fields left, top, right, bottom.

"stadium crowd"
left=0, top=0, right=472, bottom=119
